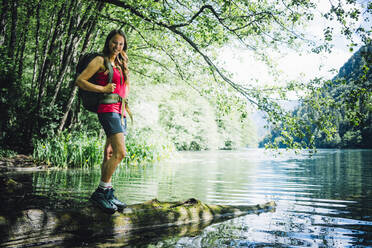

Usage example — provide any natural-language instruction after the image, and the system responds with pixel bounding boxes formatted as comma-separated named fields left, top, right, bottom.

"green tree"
left=260, top=44, right=372, bottom=149
left=0, top=0, right=370, bottom=153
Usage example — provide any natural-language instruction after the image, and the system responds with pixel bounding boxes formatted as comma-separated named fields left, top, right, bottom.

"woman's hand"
left=102, top=83, right=116, bottom=93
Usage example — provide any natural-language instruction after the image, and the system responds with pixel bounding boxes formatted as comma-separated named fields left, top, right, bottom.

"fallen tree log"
left=0, top=198, right=276, bottom=247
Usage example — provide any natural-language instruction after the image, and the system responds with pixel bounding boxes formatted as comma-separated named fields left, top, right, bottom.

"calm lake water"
left=31, top=149, right=372, bottom=247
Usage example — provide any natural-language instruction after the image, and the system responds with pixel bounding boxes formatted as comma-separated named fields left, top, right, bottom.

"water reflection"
left=30, top=149, right=372, bottom=247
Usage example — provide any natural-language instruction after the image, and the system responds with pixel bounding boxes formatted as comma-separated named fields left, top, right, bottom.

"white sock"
left=98, top=181, right=112, bottom=189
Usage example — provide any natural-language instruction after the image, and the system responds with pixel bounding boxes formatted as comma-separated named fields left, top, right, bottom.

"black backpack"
left=76, top=52, right=133, bottom=122
left=76, top=52, right=116, bottom=112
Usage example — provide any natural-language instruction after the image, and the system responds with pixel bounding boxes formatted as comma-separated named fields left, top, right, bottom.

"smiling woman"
left=75, top=29, right=131, bottom=214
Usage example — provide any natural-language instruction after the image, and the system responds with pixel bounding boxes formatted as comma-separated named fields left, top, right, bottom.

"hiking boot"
left=90, top=188, right=117, bottom=214
left=106, top=188, right=127, bottom=211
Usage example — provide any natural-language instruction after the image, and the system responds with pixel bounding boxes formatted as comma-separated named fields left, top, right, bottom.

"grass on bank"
left=0, top=149, right=17, bottom=159
left=33, top=130, right=174, bottom=168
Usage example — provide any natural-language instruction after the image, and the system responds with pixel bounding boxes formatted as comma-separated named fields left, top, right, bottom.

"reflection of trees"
left=300, top=150, right=367, bottom=201
left=156, top=151, right=258, bottom=204
left=276, top=150, right=372, bottom=246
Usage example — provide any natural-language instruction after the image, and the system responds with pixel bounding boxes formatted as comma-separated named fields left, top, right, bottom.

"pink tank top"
left=95, top=67, right=128, bottom=116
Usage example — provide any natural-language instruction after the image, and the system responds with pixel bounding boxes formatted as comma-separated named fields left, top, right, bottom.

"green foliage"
left=0, top=149, right=17, bottom=159
left=342, top=130, right=363, bottom=147
left=125, top=128, right=175, bottom=165
left=158, top=87, right=219, bottom=150
left=131, top=82, right=257, bottom=152
left=1, top=0, right=370, bottom=156
left=33, top=132, right=105, bottom=168
left=32, top=129, right=174, bottom=168
left=260, top=44, right=372, bottom=149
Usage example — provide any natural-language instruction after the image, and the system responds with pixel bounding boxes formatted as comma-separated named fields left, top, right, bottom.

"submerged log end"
left=208, top=200, right=276, bottom=219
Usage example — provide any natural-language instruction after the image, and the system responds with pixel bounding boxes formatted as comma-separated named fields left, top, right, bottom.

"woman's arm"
left=76, top=56, right=115, bottom=93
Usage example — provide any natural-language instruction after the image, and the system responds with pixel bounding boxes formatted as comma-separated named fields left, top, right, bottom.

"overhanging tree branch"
left=100, top=12, right=203, bottom=94
left=98, top=0, right=260, bottom=106
left=97, top=0, right=311, bottom=120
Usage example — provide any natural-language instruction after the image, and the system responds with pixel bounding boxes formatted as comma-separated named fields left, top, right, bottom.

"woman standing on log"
left=76, top=30, right=129, bottom=214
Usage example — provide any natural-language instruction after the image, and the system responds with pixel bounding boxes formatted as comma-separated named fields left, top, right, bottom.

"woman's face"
left=109, top=34, right=125, bottom=56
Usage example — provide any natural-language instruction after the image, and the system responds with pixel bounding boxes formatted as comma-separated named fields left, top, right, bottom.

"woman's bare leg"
left=91, top=132, right=126, bottom=213
left=101, top=132, right=126, bottom=183
left=101, top=139, right=113, bottom=177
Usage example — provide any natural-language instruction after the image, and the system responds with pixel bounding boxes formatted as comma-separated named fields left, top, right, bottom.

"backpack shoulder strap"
left=103, top=57, right=114, bottom=83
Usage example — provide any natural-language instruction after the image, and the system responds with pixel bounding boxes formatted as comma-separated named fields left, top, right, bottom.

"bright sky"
left=222, top=0, right=370, bottom=88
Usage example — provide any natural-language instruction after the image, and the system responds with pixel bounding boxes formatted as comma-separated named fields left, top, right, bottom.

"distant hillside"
left=335, top=44, right=372, bottom=81
left=259, top=44, right=372, bottom=149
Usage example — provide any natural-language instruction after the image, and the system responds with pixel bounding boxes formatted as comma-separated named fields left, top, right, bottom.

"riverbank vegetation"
left=0, top=0, right=370, bottom=167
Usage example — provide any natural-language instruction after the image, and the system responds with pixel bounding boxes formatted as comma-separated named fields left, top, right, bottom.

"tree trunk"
left=51, top=0, right=103, bottom=105
left=0, top=0, right=9, bottom=46
left=50, top=1, right=86, bottom=105
left=33, top=12, right=55, bottom=107
left=30, top=0, right=41, bottom=100
left=0, top=198, right=276, bottom=247
left=51, top=1, right=82, bottom=105
left=35, top=1, right=67, bottom=131
left=56, top=2, right=105, bottom=133
left=8, top=0, right=17, bottom=60
left=16, top=4, right=34, bottom=79
left=57, top=85, right=78, bottom=134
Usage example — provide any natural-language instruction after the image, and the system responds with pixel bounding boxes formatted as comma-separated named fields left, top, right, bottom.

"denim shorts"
left=98, top=112, right=127, bottom=136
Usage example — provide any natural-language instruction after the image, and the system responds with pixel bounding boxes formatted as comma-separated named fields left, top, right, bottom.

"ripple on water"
left=27, top=149, right=372, bottom=247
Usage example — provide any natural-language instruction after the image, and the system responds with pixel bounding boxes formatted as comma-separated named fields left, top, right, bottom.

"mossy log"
left=0, top=198, right=276, bottom=247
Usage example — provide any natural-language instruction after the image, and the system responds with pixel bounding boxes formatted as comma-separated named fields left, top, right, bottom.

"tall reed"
left=33, top=132, right=104, bottom=168
left=33, top=130, right=174, bottom=168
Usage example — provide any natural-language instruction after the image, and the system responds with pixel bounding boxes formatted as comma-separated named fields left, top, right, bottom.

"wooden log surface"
left=0, top=198, right=276, bottom=247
